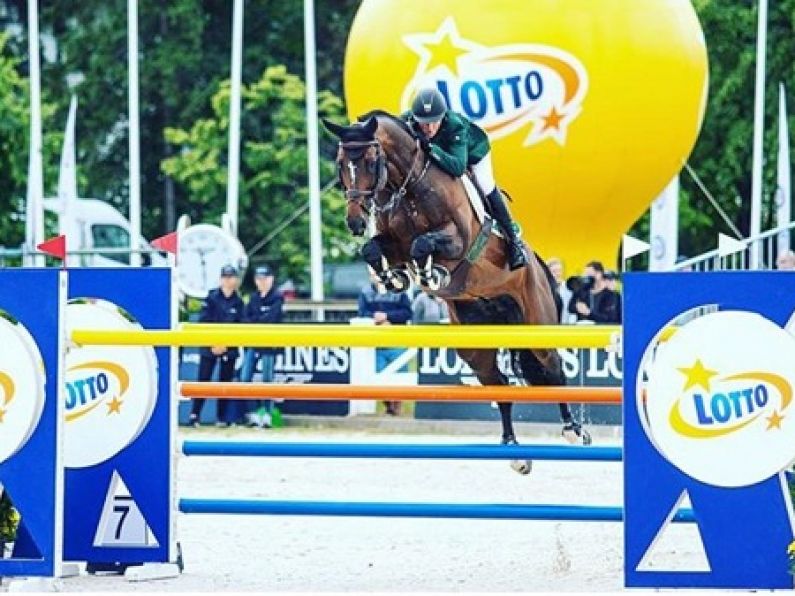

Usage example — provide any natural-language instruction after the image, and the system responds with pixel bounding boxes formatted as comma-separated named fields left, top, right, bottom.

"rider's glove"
left=419, top=137, right=432, bottom=153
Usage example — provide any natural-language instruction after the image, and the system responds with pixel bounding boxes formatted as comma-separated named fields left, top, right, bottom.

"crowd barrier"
left=0, top=267, right=792, bottom=590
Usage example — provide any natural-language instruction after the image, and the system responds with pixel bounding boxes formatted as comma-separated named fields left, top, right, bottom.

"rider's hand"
left=419, top=137, right=432, bottom=153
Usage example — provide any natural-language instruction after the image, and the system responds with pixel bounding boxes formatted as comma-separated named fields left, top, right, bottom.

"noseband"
left=337, top=140, right=388, bottom=213
left=338, top=138, right=428, bottom=216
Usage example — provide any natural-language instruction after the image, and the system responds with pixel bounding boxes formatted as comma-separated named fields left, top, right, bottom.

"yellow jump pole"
left=72, top=324, right=621, bottom=349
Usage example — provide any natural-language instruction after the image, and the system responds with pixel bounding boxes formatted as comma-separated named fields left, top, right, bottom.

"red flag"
left=151, top=231, right=178, bottom=255
left=37, top=235, right=66, bottom=261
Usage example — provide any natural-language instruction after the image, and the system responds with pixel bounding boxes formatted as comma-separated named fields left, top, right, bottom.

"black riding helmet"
left=410, top=88, right=448, bottom=123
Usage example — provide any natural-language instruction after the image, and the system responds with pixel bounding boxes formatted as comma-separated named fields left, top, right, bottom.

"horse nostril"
left=348, top=218, right=365, bottom=236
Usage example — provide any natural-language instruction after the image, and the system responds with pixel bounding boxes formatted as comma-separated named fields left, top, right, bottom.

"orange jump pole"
left=178, top=382, right=622, bottom=404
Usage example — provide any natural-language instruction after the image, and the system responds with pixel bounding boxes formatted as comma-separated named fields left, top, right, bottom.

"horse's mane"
left=357, top=110, right=415, bottom=139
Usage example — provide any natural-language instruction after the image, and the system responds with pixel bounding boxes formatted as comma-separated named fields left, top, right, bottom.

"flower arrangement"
left=789, top=473, right=795, bottom=575
left=0, top=491, right=19, bottom=548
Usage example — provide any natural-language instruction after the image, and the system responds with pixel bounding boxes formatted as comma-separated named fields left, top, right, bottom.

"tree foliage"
left=631, top=0, right=795, bottom=259
left=0, top=32, right=61, bottom=250
left=2, top=0, right=794, bottom=270
left=161, top=65, right=354, bottom=285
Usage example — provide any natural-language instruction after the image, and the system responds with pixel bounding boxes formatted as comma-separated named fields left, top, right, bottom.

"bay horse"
left=323, top=112, right=591, bottom=473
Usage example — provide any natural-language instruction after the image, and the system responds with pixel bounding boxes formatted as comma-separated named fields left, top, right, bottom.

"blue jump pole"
left=178, top=499, right=695, bottom=522
left=181, top=441, right=622, bottom=461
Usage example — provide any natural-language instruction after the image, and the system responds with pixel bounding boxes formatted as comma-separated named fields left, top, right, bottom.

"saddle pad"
left=462, top=176, right=503, bottom=238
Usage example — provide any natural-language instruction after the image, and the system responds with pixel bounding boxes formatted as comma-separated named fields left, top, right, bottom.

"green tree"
left=42, top=0, right=209, bottom=236
left=0, top=32, right=61, bottom=252
left=162, top=65, right=356, bottom=286
left=631, top=0, right=795, bottom=261
left=36, top=0, right=360, bottom=239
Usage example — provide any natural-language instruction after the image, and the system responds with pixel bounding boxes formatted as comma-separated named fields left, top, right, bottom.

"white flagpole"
left=777, top=83, right=791, bottom=254
left=25, top=0, right=44, bottom=266
left=58, top=96, right=78, bottom=266
left=128, top=0, right=142, bottom=266
left=749, top=0, right=768, bottom=269
left=304, top=0, right=325, bottom=313
left=649, top=175, right=680, bottom=271
left=226, top=0, right=244, bottom=238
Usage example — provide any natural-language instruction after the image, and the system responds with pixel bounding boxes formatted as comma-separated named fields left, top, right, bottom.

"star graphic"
left=0, top=408, right=5, bottom=423
left=541, top=106, right=565, bottom=131
left=402, top=17, right=481, bottom=81
left=677, top=359, right=719, bottom=392
left=106, top=396, right=123, bottom=415
left=766, top=410, right=785, bottom=430
left=421, top=31, right=469, bottom=76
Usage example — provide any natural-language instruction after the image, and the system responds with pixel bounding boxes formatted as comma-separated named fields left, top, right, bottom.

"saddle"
left=461, top=171, right=503, bottom=238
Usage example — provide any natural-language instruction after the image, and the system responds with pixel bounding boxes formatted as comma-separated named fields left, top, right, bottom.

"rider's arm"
left=198, top=291, right=218, bottom=323
left=428, top=133, right=467, bottom=177
left=358, top=289, right=375, bottom=318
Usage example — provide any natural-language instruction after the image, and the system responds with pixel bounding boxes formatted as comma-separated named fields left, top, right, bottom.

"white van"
left=43, top=197, right=169, bottom=267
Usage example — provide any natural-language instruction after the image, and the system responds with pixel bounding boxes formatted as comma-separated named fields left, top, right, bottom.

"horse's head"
left=322, top=116, right=387, bottom=236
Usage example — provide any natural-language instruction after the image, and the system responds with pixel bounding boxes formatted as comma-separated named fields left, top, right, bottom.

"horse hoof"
left=431, top=265, right=450, bottom=288
left=510, top=459, right=533, bottom=475
left=562, top=423, right=592, bottom=446
left=501, top=436, right=532, bottom=475
left=392, top=269, right=411, bottom=292
left=383, top=269, right=410, bottom=293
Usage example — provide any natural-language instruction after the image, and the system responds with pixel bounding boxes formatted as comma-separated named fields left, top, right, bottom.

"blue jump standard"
left=181, top=441, right=623, bottom=461
left=178, top=499, right=696, bottom=522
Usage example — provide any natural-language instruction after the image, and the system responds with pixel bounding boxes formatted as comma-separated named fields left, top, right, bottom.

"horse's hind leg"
left=516, top=348, right=592, bottom=445
left=448, top=303, right=531, bottom=475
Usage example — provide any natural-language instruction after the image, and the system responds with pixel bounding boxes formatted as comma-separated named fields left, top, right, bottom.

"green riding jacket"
left=402, top=110, right=491, bottom=177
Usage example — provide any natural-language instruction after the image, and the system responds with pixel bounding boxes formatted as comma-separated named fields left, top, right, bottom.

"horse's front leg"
left=361, top=234, right=411, bottom=293
left=409, top=223, right=464, bottom=291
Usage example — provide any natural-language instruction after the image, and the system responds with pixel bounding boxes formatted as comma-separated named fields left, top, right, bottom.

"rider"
left=403, top=87, right=527, bottom=271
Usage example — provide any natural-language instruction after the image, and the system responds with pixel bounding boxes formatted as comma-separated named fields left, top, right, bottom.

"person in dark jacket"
left=403, top=87, right=527, bottom=271
left=240, top=265, right=284, bottom=428
left=568, top=261, right=622, bottom=324
left=358, top=274, right=413, bottom=415
left=189, top=264, right=244, bottom=427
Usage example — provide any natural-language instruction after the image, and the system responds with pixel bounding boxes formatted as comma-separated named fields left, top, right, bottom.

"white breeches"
left=471, top=151, right=497, bottom=196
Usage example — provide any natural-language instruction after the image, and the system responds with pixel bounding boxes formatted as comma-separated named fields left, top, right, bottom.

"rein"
left=374, top=140, right=430, bottom=214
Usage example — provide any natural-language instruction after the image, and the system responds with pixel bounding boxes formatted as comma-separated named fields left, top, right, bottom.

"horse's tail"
left=534, top=252, right=563, bottom=322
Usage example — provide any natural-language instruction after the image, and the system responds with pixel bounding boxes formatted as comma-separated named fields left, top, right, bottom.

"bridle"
left=338, top=138, right=429, bottom=216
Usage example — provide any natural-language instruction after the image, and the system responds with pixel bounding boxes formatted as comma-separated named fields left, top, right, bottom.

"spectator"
left=546, top=256, right=576, bottom=324
left=568, top=260, right=622, bottom=324
left=240, top=265, right=284, bottom=428
left=412, top=291, right=449, bottom=323
left=358, top=273, right=412, bottom=415
left=189, top=264, right=244, bottom=427
left=604, top=270, right=619, bottom=292
left=777, top=250, right=795, bottom=271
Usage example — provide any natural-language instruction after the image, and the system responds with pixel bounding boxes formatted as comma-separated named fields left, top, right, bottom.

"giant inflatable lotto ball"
left=344, top=0, right=708, bottom=273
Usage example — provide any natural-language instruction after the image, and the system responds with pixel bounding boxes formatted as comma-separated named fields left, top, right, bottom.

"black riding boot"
left=486, top=188, right=527, bottom=270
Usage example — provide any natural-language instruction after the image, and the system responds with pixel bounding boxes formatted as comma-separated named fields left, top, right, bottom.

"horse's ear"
left=362, top=116, right=378, bottom=137
left=321, top=117, right=347, bottom=139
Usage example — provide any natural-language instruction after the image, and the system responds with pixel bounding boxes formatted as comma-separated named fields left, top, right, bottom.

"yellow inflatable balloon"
left=344, top=0, right=708, bottom=276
